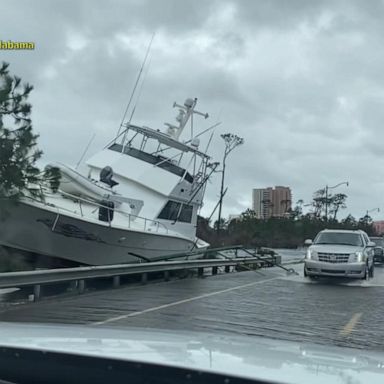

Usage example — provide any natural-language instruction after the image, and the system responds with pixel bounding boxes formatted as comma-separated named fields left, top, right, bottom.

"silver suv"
left=304, top=229, right=375, bottom=279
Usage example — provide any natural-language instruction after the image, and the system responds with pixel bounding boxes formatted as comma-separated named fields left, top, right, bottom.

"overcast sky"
left=2, top=0, right=384, bottom=220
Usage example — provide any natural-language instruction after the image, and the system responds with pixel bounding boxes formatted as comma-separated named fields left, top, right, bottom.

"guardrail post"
left=68, top=280, right=78, bottom=291
left=225, top=265, right=230, bottom=273
left=164, top=270, right=170, bottom=282
left=33, top=284, right=41, bottom=301
left=198, top=267, right=204, bottom=278
left=212, top=266, right=218, bottom=275
left=113, top=275, right=120, bottom=288
left=78, top=279, right=86, bottom=294
left=141, top=273, right=148, bottom=284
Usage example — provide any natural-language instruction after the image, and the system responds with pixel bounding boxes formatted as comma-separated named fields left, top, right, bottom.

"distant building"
left=373, top=221, right=384, bottom=236
left=228, top=214, right=241, bottom=222
left=252, top=186, right=292, bottom=219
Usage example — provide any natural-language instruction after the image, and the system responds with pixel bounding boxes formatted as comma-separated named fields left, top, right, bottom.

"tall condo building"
left=252, top=186, right=292, bottom=219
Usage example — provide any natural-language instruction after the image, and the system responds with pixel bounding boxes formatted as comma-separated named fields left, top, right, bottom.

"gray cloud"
left=2, top=0, right=384, bottom=221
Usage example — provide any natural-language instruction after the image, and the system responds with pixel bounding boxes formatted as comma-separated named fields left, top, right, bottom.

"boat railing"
left=26, top=189, right=169, bottom=234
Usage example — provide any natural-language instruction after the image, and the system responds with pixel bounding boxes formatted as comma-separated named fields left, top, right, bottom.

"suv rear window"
left=314, top=232, right=363, bottom=246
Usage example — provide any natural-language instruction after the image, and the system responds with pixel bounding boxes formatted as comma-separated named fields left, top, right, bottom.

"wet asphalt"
left=0, top=249, right=383, bottom=352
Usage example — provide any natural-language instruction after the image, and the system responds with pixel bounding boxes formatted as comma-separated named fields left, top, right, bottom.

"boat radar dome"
left=184, top=98, right=195, bottom=108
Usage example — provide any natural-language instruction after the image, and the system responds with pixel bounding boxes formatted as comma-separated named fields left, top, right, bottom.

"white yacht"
left=0, top=98, right=216, bottom=265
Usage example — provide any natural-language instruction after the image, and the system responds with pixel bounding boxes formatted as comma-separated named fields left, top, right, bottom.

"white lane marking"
left=92, top=276, right=282, bottom=326
left=339, top=313, right=362, bottom=336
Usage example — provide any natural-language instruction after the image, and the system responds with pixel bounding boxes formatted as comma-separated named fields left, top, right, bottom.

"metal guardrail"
left=0, top=256, right=280, bottom=301
left=0, top=257, right=273, bottom=288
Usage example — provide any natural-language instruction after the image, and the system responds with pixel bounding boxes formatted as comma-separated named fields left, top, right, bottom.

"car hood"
left=309, top=244, right=364, bottom=254
left=0, top=323, right=383, bottom=384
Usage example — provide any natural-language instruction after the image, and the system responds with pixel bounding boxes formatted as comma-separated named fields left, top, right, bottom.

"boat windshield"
left=108, top=143, right=194, bottom=183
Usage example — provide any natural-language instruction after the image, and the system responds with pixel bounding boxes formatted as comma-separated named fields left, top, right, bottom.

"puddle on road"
left=277, top=263, right=384, bottom=288
left=0, top=288, right=24, bottom=309
left=282, top=274, right=384, bottom=287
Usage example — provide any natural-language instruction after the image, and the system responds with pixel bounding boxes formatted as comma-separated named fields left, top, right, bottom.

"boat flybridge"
left=0, top=98, right=217, bottom=265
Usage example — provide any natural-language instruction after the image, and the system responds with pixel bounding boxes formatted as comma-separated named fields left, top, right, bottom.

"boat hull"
left=0, top=199, right=205, bottom=265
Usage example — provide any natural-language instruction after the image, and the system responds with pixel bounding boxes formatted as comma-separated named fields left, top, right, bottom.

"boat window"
left=158, top=201, right=181, bottom=221
left=178, top=204, right=193, bottom=223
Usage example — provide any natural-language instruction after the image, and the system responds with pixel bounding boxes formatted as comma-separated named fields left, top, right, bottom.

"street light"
left=366, top=208, right=380, bottom=217
left=325, top=181, right=349, bottom=220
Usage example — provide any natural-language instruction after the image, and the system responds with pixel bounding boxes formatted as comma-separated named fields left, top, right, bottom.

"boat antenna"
left=128, top=54, right=152, bottom=125
left=121, top=54, right=153, bottom=152
left=201, top=110, right=221, bottom=155
left=75, top=133, right=96, bottom=170
left=190, top=112, right=194, bottom=140
left=115, top=32, right=155, bottom=140
left=204, top=130, right=215, bottom=154
left=183, top=122, right=221, bottom=144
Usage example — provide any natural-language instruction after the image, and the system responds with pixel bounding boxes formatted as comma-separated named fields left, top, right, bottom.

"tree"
left=311, top=189, right=326, bottom=218
left=329, top=193, right=347, bottom=220
left=290, top=199, right=303, bottom=220
left=357, top=215, right=375, bottom=235
left=341, top=214, right=357, bottom=227
left=216, top=133, right=244, bottom=234
left=359, top=214, right=372, bottom=226
left=214, top=218, right=228, bottom=232
left=0, top=62, right=60, bottom=199
left=310, top=189, right=348, bottom=220
left=241, top=208, right=257, bottom=221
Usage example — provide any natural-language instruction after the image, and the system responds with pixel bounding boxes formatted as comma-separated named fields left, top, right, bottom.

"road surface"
left=0, top=252, right=383, bottom=352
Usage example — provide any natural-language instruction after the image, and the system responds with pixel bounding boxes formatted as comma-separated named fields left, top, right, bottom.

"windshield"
left=314, top=232, right=363, bottom=246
